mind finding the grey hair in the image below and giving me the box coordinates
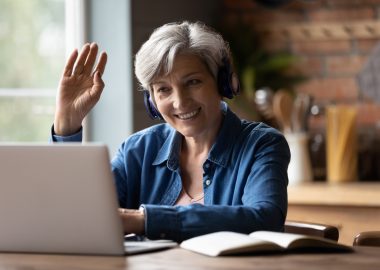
[134,21,231,91]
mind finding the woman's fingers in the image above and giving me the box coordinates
[118,208,128,214]
[73,44,91,75]
[89,71,105,102]
[63,44,106,78]
[82,43,99,76]
[63,49,78,77]
[94,51,108,76]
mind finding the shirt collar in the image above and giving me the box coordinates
[152,127,181,170]
[152,102,242,169]
[207,102,242,168]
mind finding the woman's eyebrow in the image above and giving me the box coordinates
[182,72,203,79]
[152,71,202,84]
[151,80,167,85]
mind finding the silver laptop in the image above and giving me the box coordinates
[0,143,176,255]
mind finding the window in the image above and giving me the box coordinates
[0,0,65,141]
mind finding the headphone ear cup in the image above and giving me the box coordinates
[217,58,240,99]
[143,91,162,119]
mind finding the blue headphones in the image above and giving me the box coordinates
[143,57,240,120]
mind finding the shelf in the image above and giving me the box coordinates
[288,182,380,207]
[256,20,380,41]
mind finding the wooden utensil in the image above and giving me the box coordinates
[292,93,312,133]
[273,89,294,134]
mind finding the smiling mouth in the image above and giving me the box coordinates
[176,108,201,120]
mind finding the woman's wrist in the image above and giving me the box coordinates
[119,208,145,235]
[53,116,81,136]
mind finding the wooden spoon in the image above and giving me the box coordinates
[273,89,294,134]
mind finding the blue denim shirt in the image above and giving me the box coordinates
[52,103,290,242]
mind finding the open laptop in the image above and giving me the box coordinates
[0,143,176,255]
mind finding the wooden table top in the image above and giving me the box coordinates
[0,246,379,270]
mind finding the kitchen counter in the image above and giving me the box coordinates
[287,182,380,245]
[288,182,380,207]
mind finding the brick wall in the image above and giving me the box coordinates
[223,0,380,180]
[223,0,380,127]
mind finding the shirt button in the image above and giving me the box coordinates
[204,163,210,169]
[205,179,211,186]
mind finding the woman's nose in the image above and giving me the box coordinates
[172,88,189,110]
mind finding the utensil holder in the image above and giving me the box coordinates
[285,132,314,186]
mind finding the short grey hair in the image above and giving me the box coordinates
[134,21,231,91]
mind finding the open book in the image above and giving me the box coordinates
[180,231,353,256]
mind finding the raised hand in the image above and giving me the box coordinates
[54,43,107,136]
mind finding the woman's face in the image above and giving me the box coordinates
[151,54,223,140]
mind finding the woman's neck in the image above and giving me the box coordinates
[181,136,212,159]
[181,112,223,158]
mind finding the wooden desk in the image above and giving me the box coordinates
[288,183,380,245]
[0,247,379,269]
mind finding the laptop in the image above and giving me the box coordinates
[0,143,176,255]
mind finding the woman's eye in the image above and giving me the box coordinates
[156,87,169,93]
[187,79,201,86]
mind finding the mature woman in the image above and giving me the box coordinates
[52,21,290,242]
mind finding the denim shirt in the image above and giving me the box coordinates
[52,103,290,242]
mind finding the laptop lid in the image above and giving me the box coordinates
[0,143,125,255]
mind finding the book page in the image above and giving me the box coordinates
[249,231,310,248]
[180,231,282,256]
[249,231,352,251]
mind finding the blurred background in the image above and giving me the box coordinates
[0,0,65,141]
[1,0,380,181]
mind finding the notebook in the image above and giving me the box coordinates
[0,143,176,255]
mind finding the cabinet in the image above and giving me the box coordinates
[287,183,380,245]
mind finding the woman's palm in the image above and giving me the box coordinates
[59,74,98,120]
[54,43,107,136]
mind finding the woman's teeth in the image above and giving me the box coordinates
[177,108,200,120]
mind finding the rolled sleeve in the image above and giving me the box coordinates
[143,204,181,241]
[50,125,83,142]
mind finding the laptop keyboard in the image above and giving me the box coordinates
[124,235,177,254]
